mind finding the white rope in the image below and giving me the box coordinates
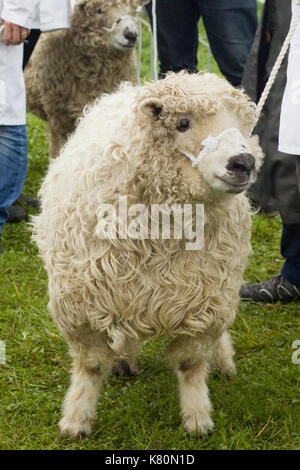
[198,36,212,72]
[101,15,132,34]
[151,0,158,80]
[137,18,142,86]
[253,0,300,130]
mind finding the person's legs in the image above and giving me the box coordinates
[241,156,300,303]
[281,223,300,288]
[0,125,28,248]
[296,156,300,192]
[200,0,258,86]
[280,156,300,290]
[145,0,200,76]
[7,28,42,219]
[23,29,41,70]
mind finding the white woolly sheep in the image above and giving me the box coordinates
[25,0,146,158]
[33,72,264,438]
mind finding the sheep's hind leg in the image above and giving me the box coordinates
[167,337,214,435]
[210,330,236,377]
[59,340,114,439]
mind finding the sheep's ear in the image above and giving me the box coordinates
[139,0,151,5]
[139,98,163,120]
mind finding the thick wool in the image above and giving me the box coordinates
[32,72,264,437]
[25,0,143,157]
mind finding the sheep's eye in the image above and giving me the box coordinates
[116,18,121,24]
[96,8,103,14]
[176,118,190,132]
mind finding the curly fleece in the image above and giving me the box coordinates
[33,71,263,341]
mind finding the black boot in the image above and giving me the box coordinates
[240,274,300,304]
[17,193,40,210]
[7,205,27,223]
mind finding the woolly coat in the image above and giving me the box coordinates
[33,72,263,345]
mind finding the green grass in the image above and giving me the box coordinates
[1,3,300,450]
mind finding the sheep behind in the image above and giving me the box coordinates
[25,0,145,157]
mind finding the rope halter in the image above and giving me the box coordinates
[101,15,138,34]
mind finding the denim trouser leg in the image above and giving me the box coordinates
[281,158,300,286]
[146,0,200,75]
[0,125,28,234]
[296,156,300,193]
[199,0,258,86]
[281,223,300,287]
[146,0,257,85]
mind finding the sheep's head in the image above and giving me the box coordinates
[72,0,147,51]
[135,72,263,204]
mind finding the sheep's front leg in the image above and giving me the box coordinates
[49,129,66,159]
[167,337,214,435]
[59,343,113,439]
[210,330,236,377]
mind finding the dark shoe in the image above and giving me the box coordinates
[7,205,27,223]
[17,193,40,210]
[240,274,300,304]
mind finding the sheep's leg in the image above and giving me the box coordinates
[59,341,113,439]
[166,337,214,435]
[210,330,236,377]
[49,130,66,159]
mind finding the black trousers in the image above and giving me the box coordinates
[146,0,257,86]
[23,29,41,70]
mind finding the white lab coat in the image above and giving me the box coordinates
[279,0,300,155]
[0,0,71,125]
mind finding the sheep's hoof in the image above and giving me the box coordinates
[59,417,92,440]
[113,359,138,377]
[217,362,237,378]
[212,360,237,378]
[183,413,215,436]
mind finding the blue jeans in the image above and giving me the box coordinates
[146,0,258,86]
[281,158,300,286]
[281,223,300,287]
[0,125,27,234]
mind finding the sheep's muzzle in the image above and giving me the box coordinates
[218,152,256,193]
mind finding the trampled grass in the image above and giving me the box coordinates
[1,4,300,450]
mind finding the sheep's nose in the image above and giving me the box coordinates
[226,153,255,176]
[123,27,137,43]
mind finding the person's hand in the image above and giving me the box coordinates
[3,21,30,46]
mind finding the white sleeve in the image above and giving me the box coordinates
[1,0,34,28]
[39,0,71,32]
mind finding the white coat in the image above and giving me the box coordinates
[279,0,300,155]
[0,0,71,126]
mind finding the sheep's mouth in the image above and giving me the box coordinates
[216,176,251,194]
[114,40,136,50]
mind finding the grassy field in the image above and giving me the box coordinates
[1,3,300,451]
